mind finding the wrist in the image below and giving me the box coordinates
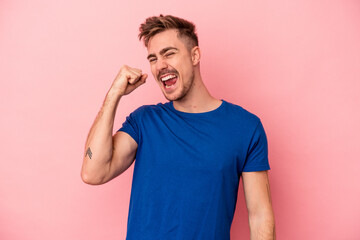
[107,87,123,100]
[104,88,122,109]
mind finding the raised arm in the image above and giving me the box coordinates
[242,170,276,240]
[81,65,147,185]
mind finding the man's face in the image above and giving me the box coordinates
[147,29,195,101]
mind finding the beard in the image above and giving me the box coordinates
[163,70,195,102]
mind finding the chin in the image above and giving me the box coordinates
[162,90,185,102]
[163,94,181,101]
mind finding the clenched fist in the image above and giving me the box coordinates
[110,65,148,96]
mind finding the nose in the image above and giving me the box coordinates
[155,58,168,72]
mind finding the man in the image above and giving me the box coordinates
[81,15,275,239]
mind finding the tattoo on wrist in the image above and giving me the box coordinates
[86,147,92,159]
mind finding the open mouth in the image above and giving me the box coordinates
[160,74,178,89]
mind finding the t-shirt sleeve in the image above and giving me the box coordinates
[117,110,140,144]
[242,120,271,172]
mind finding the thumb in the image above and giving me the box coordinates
[133,73,148,88]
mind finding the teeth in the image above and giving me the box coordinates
[161,74,176,81]
[165,84,175,88]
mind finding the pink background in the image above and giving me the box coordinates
[1,0,360,239]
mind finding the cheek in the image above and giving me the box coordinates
[170,59,185,74]
[179,60,193,76]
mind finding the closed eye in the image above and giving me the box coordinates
[165,52,175,57]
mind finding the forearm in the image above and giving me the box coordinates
[249,211,276,240]
[81,65,146,184]
[81,89,122,184]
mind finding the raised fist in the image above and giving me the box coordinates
[111,65,148,96]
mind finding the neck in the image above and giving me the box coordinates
[173,71,222,113]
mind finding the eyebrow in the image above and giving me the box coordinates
[147,47,178,60]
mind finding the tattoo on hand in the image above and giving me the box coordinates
[86,147,92,159]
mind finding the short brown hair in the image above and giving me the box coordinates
[139,14,199,49]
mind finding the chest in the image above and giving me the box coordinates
[136,114,250,178]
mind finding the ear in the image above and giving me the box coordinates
[191,46,201,65]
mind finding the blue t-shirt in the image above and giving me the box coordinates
[118,100,270,240]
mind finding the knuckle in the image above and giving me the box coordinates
[120,64,129,72]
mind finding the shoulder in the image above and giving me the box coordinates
[129,102,170,118]
[222,100,261,127]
